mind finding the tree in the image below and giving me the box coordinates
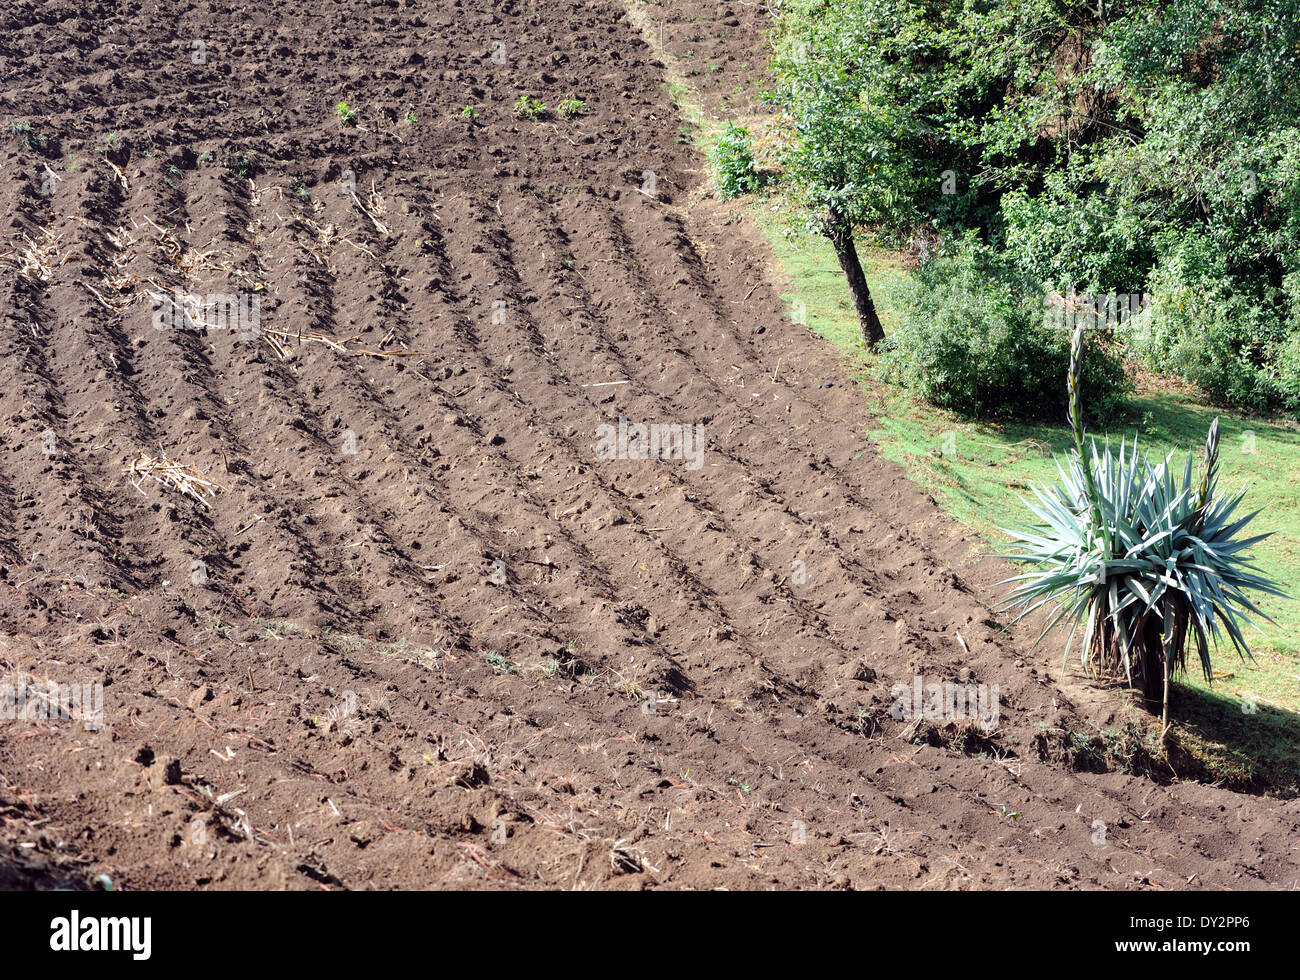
[773,0,1300,414]
[769,0,977,349]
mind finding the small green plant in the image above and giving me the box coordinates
[1002,323,1286,735]
[483,650,515,673]
[709,122,763,200]
[199,614,233,639]
[334,102,358,126]
[254,617,310,638]
[513,96,548,121]
[460,105,479,119]
[405,110,418,124]
[224,152,254,179]
[8,121,49,150]
[556,98,586,118]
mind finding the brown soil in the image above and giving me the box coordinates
[1,0,1298,891]
[632,0,774,120]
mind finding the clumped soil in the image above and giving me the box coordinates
[1,0,1298,890]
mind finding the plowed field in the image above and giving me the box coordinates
[1,0,1297,890]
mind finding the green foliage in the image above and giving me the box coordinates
[9,120,51,151]
[767,0,940,237]
[1278,334,1300,415]
[877,246,1129,420]
[709,123,763,200]
[1001,170,1155,295]
[1002,326,1286,707]
[334,102,357,126]
[771,0,1300,416]
[222,150,255,180]
[556,98,586,118]
[1133,232,1294,412]
[513,96,548,121]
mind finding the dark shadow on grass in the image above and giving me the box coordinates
[1164,678,1300,798]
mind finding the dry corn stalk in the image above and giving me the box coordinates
[139,216,217,275]
[13,227,70,282]
[352,179,389,236]
[298,217,340,269]
[104,159,129,192]
[261,327,426,360]
[126,452,226,508]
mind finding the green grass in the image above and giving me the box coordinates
[754,204,1300,794]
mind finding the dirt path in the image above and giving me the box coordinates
[1,0,1297,890]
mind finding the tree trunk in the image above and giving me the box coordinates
[826,214,886,349]
[1137,614,1163,709]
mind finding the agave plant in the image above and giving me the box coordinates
[1001,324,1285,730]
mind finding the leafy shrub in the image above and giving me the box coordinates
[1277,331,1300,414]
[1132,232,1295,412]
[710,123,763,200]
[1002,175,1155,295]
[556,98,586,118]
[878,246,1130,420]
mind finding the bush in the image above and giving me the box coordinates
[1278,332,1300,414]
[1002,175,1155,295]
[1133,232,1295,412]
[878,246,1130,420]
[710,123,763,200]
